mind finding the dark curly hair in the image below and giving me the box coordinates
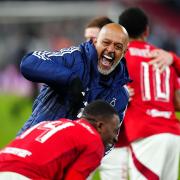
[82,100,118,122]
[119,7,148,38]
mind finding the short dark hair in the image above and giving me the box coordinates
[82,100,118,121]
[86,16,113,29]
[118,7,148,38]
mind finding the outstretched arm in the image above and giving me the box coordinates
[20,50,81,88]
[148,49,180,76]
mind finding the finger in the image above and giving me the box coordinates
[156,60,164,69]
[129,90,135,96]
[148,49,161,58]
[159,65,166,73]
[127,86,134,92]
[150,61,161,70]
[152,61,167,73]
[148,59,159,65]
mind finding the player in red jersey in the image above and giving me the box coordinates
[84,16,180,77]
[0,100,120,180]
[98,7,180,180]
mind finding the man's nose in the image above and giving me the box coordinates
[107,44,115,52]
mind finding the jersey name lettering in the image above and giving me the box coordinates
[129,47,150,57]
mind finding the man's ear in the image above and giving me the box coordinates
[123,47,128,56]
[96,121,105,133]
[143,26,149,39]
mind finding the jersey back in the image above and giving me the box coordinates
[0,119,104,179]
[117,41,180,145]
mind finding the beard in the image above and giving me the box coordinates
[98,55,123,75]
[98,63,118,75]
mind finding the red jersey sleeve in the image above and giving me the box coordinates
[171,52,180,76]
[178,78,180,89]
[175,77,180,90]
[172,66,180,90]
[65,139,104,179]
[65,169,84,180]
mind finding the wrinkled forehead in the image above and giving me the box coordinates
[98,28,128,44]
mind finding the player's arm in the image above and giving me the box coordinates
[171,53,180,76]
[174,89,180,111]
[20,51,80,88]
[124,85,135,102]
[173,70,180,111]
[65,142,104,180]
[64,169,85,180]
[148,49,180,76]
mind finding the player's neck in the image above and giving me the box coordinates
[129,31,148,42]
[129,36,146,42]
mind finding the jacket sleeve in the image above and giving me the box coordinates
[20,50,81,88]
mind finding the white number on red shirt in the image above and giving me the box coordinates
[18,121,74,143]
[141,62,170,102]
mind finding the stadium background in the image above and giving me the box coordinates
[0,0,179,179]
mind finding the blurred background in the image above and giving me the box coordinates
[0,0,180,148]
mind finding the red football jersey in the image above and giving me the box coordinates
[171,52,180,76]
[0,119,104,179]
[116,40,180,147]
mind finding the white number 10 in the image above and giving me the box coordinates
[141,62,170,102]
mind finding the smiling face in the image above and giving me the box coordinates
[94,23,129,75]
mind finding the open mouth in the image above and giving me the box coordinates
[100,53,115,69]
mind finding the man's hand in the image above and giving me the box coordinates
[68,77,84,117]
[148,49,173,73]
[128,86,135,102]
[125,85,134,102]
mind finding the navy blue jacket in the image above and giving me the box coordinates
[18,41,131,135]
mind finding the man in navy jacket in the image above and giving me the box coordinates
[18,23,131,135]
